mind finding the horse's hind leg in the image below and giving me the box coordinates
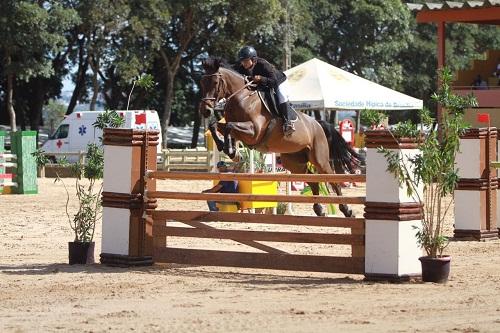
[281,152,325,217]
[307,146,354,218]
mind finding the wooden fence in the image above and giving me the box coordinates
[147,171,366,274]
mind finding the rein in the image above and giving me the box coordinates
[201,71,255,105]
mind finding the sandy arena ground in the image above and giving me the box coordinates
[1,178,500,333]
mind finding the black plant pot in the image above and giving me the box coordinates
[419,255,451,283]
[68,242,95,265]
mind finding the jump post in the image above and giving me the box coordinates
[454,127,498,240]
[100,128,424,281]
[0,131,37,195]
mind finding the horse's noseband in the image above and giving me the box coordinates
[201,72,225,106]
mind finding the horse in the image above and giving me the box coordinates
[199,58,363,217]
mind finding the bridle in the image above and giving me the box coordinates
[200,70,255,109]
[200,72,225,107]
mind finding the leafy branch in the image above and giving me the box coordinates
[379,67,476,257]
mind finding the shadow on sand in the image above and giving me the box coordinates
[0,262,376,286]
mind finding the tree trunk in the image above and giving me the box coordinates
[89,55,99,111]
[6,72,16,132]
[28,77,46,133]
[161,74,175,149]
[191,113,201,148]
[67,38,88,115]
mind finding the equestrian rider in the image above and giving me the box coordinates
[233,45,296,136]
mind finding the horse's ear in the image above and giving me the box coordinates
[202,57,221,73]
[202,58,211,71]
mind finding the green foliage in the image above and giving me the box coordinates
[127,74,156,111]
[43,100,67,133]
[32,110,124,242]
[360,110,387,128]
[92,110,126,141]
[293,0,411,89]
[235,144,267,173]
[5,0,500,140]
[32,149,51,167]
[391,120,420,139]
[380,67,476,257]
[0,1,79,79]
[276,202,287,215]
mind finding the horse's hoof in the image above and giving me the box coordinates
[313,204,325,217]
[231,152,241,163]
[343,209,354,218]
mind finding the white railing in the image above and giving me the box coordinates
[160,148,213,172]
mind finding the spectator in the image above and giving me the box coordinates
[202,161,239,211]
[494,58,500,77]
[472,74,488,90]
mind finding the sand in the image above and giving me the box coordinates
[1,178,500,333]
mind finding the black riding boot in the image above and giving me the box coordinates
[279,102,296,136]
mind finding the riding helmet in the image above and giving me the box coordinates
[238,46,257,61]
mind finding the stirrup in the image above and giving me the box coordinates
[283,121,296,136]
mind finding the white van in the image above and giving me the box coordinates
[42,110,162,162]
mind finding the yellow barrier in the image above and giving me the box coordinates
[239,180,278,210]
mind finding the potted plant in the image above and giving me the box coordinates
[360,109,388,130]
[34,110,124,264]
[379,68,477,283]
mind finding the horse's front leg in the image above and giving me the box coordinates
[223,121,256,158]
[208,121,225,152]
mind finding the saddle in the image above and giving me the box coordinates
[257,89,298,123]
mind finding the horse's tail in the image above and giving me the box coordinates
[319,120,365,174]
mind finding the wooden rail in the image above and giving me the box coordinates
[148,171,366,183]
[154,248,365,274]
[152,210,365,228]
[147,191,366,204]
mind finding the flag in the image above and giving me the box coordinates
[477,113,490,124]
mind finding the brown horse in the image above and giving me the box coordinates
[199,58,362,217]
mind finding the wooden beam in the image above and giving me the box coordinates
[154,226,364,245]
[437,21,446,70]
[154,247,365,274]
[417,7,500,24]
[147,191,366,205]
[148,171,366,183]
[152,210,365,228]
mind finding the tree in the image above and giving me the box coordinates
[293,0,411,89]
[0,1,78,130]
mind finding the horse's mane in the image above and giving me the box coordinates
[202,57,242,76]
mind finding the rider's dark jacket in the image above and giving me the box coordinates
[233,57,286,90]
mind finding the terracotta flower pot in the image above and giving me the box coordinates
[68,242,95,265]
[419,255,451,283]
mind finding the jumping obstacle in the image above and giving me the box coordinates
[100,128,424,281]
[160,148,213,171]
[0,131,37,194]
[454,128,498,240]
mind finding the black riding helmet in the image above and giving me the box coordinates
[238,46,257,61]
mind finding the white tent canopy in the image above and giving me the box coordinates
[284,58,423,110]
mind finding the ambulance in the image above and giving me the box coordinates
[41,110,162,162]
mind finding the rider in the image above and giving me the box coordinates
[234,45,296,136]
